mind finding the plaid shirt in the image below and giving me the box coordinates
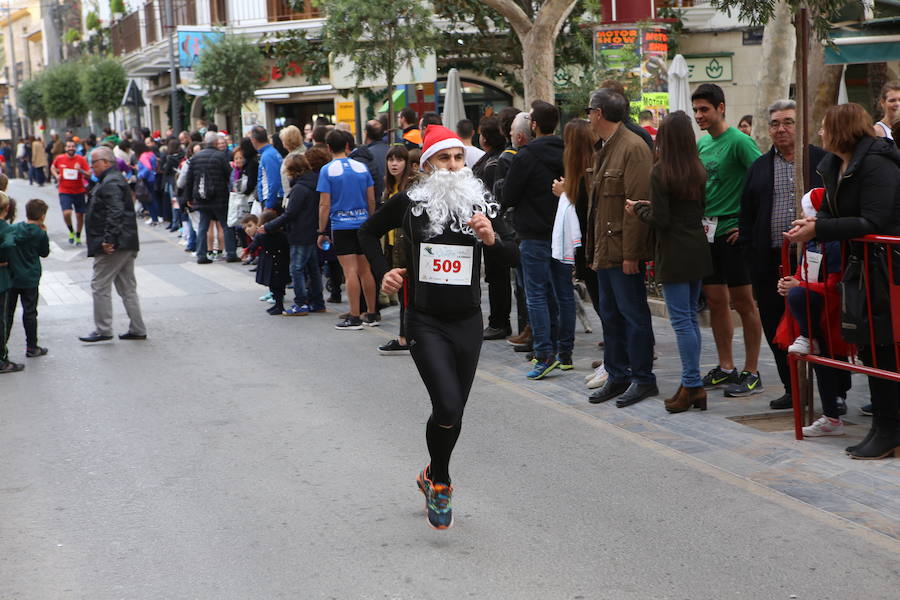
[770,151,796,248]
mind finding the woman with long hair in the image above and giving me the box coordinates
[786,103,900,459]
[626,111,713,413]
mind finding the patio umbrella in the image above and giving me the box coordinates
[441,68,465,132]
[667,54,692,114]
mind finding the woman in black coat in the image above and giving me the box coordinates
[786,103,900,460]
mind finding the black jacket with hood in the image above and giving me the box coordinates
[265,170,320,246]
[500,135,565,241]
[85,167,139,257]
[349,144,383,203]
[815,136,900,245]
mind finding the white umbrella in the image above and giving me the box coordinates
[667,54,692,114]
[441,68,465,132]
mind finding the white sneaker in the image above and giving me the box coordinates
[586,364,609,389]
[788,336,819,355]
[803,416,845,437]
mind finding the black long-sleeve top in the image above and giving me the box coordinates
[358,190,518,319]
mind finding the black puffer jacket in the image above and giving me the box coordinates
[500,135,565,240]
[184,147,231,210]
[815,136,900,244]
[85,167,139,257]
[265,170,320,246]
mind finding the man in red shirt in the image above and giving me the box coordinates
[51,140,90,245]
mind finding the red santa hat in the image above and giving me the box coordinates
[420,124,465,166]
[801,187,825,218]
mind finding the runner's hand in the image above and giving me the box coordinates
[467,213,496,246]
[726,228,740,245]
[382,268,406,295]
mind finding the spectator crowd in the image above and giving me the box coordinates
[2,80,899,461]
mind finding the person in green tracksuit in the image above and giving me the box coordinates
[0,191,24,374]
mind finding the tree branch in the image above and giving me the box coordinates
[479,0,533,38]
[534,0,578,37]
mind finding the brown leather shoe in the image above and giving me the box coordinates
[506,325,532,346]
[665,385,707,413]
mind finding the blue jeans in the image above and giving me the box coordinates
[519,240,576,359]
[662,281,703,387]
[290,244,324,307]
[596,266,655,385]
[787,286,823,339]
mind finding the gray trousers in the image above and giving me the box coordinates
[91,250,146,336]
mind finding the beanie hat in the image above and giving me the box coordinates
[420,124,465,166]
[801,187,825,218]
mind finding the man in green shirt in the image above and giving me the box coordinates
[692,83,764,397]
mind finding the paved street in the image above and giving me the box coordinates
[2,178,900,599]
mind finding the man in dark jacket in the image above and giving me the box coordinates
[501,100,568,379]
[79,146,146,343]
[738,99,828,410]
[347,131,382,203]
[185,131,238,263]
[365,120,388,199]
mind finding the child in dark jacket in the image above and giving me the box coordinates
[2,199,50,357]
[242,211,290,315]
[0,192,22,373]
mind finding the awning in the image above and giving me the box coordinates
[825,36,900,64]
[379,89,406,113]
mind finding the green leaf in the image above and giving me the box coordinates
[194,34,267,126]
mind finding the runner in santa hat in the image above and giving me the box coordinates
[358,124,517,529]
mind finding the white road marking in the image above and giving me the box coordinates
[47,240,84,262]
[39,271,92,305]
[179,262,258,292]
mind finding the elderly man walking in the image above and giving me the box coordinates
[79,147,147,343]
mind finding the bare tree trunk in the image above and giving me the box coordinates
[521,25,556,106]
[809,65,842,146]
[752,0,795,152]
[868,62,888,116]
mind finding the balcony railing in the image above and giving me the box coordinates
[268,0,319,22]
[111,11,142,56]
[144,1,157,45]
[173,0,197,26]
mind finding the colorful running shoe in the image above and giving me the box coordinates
[68,232,75,245]
[557,352,573,371]
[527,357,560,380]
[416,466,454,529]
[723,371,764,397]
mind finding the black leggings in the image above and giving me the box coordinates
[407,309,483,484]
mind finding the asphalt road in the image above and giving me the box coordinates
[2,178,899,599]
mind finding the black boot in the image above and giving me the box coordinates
[849,398,900,460]
[845,424,878,455]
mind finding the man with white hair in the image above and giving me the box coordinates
[358,124,516,530]
[79,146,146,343]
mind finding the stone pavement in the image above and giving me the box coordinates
[374,285,900,543]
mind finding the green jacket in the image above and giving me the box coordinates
[0,220,11,293]
[1,222,50,289]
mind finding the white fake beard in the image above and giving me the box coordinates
[407,167,499,239]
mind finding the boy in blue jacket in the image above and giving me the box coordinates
[2,198,50,358]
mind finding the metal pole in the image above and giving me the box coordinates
[164,0,181,133]
[5,0,20,145]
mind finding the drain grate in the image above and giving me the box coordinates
[728,412,857,432]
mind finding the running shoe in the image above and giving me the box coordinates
[702,366,739,389]
[283,304,310,316]
[378,339,410,355]
[803,416,845,437]
[416,465,433,498]
[362,312,381,327]
[335,316,364,330]
[308,303,327,313]
[68,232,75,245]
[74,235,82,246]
[860,403,873,416]
[723,371,764,397]
[25,346,48,357]
[527,357,560,380]
[426,482,454,530]
[557,352,573,371]
[259,292,273,302]
[586,364,609,389]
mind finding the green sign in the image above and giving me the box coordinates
[684,56,733,83]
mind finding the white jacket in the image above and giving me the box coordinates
[551,193,582,264]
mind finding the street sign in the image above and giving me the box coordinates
[335,101,356,134]
[684,56,733,83]
[328,52,437,89]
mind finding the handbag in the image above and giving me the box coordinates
[838,243,897,346]
[227,191,248,227]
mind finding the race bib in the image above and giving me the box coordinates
[803,251,823,282]
[702,216,718,243]
[419,243,473,286]
[63,168,79,181]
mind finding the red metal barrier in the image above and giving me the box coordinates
[782,235,900,440]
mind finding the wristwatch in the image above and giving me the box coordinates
[317,231,327,236]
